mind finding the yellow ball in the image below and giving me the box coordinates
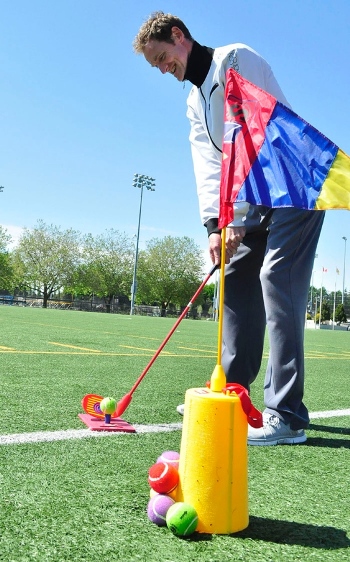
[100,397,117,414]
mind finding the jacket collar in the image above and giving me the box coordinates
[184,41,214,87]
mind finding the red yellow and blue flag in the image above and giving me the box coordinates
[219,68,350,228]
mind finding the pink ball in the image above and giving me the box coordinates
[147,494,175,526]
[156,450,180,468]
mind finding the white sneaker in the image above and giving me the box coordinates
[176,404,185,416]
[248,413,307,446]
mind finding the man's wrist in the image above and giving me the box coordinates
[204,218,221,237]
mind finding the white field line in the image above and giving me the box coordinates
[0,423,183,446]
[0,410,349,446]
[309,408,350,419]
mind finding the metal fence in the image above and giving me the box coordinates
[0,295,212,318]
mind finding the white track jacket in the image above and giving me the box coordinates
[186,43,290,228]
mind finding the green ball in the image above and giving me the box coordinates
[100,396,117,415]
[166,502,198,536]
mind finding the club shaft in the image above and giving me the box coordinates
[129,264,218,395]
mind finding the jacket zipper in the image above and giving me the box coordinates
[208,83,219,107]
[199,84,222,153]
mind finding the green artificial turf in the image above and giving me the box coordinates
[0,306,349,561]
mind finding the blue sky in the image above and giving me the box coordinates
[1,0,349,292]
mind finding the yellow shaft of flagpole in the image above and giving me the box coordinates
[210,227,227,391]
[217,227,226,363]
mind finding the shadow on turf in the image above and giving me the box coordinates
[306,423,350,448]
[309,423,350,436]
[188,516,350,549]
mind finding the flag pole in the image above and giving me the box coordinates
[332,274,337,330]
[210,227,227,391]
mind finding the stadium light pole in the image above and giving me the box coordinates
[130,174,155,315]
[342,236,347,304]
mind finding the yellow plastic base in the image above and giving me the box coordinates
[176,387,248,534]
[210,364,227,392]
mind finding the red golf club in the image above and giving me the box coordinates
[115,263,218,417]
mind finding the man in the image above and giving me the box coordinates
[133,12,324,445]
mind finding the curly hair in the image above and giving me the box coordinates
[133,11,193,53]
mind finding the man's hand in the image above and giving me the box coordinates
[209,226,246,265]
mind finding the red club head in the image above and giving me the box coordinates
[115,393,133,417]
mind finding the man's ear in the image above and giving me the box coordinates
[171,26,184,43]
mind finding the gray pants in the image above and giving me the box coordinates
[222,206,325,429]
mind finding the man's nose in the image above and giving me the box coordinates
[158,63,168,74]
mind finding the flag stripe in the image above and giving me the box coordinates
[220,70,276,226]
[315,149,350,210]
[219,68,350,228]
[236,103,338,209]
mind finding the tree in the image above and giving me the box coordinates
[72,229,134,311]
[343,290,350,318]
[335,303,347,324]
[308,285,319,314]
[0,225,11,250]
[320,299,331,322]
[198,283,215,318]
[137,236,205,316]
[0,226,14,291]
[12,220,81,307]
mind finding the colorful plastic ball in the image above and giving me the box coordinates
[156,450,180,469]
[147,494,175,526]
[148,462,179,494]
[99,397,117,414]
[166,502,198,536]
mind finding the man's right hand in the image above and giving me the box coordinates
[209,227,246,265]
